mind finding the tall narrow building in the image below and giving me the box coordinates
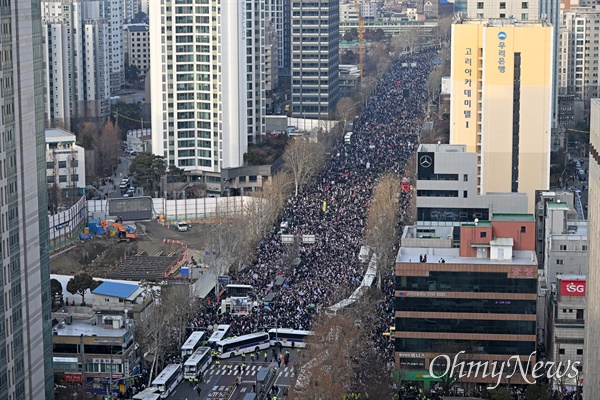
[291,0,340,119]
[150,0,265,179]
[584,98,600,400]
[2,0,54,397]
[450,18,553,212]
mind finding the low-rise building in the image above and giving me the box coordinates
[395,214,538,390]
[91,281,154,321]
[415,143,528,224]
[45,128,86,194]
[339,64,361,96]
[548,274,585,390]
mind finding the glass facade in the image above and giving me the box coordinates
[395,297,536,315]
[395,338,536,355]
[395,317,536,335]
[395,271,537,293]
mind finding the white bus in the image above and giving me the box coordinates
[217,332,270,359]
[226,284,253,297]
[183,346,212,380]
[133,387,161,400]
[207,324,231,347]
[151,364,183,399]
[181,331,206,358]
[268,328,314,348]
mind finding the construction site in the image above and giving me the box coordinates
[49,220,208,281]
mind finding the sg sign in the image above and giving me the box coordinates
[561,280,586,296]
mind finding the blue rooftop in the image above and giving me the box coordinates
[92,281,140,299]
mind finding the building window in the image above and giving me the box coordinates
[58,160,67,168]
[499,13,505,17]
[480,232,487,238]
[577,309,584,319]
[521,13,528,20]
[499,2,506,8]
[464,174,468,181]
[583,245,588,251]
[522,2,528,8]
[521,226,526,233]
[58,175,67,183]
[559,349,565,355]
[477,13,484,18]
[46,162,54,169]
[463,191,468,198]
[577,349,583,355]
[557,259,563,265]
[71,175,79,182]
[47,176,55,184]
[560,245,567,251]
[477,1,483,8]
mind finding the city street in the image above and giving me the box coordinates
[168,355,296,400]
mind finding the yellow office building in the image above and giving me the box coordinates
[450,19,553,212]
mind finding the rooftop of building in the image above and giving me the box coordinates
[45,128,76,142]
[547,201,569,209]
[396,247,537,265]
[557,274,586,281]
[490,213,535,222]
[52,314,129,339]
[403,225,455,239]
[417,143,467,153]
[92,281,143,301]
[124,24,148,32]
[457,18,551,27]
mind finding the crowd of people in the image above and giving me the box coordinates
[187,49,437,368]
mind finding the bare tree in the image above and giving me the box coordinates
[283,139,326,197]
[96,120,121,176]
[435,16,453,45]
[335,97,359,133]
[426,64,444,104]
[365,174,401,288]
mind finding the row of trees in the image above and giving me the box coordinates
[50,273,104,307]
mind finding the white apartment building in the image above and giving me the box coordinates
[266,21,279,111]
[123,0,140,23]
[339,2,357,25]
[45,128,86,191]
[42,0,112,130]
[107,0,125,93]
[124,23,149,76]
[150,0,266,178]
[266,0,285,77]
[467,0,539,20]
[360,0,378,19]
[559,9,600,108]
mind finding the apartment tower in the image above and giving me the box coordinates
[149,0,266,177]
[0,0,54,397]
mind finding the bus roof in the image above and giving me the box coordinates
[184,347,211,366]
[216,324,230,331]
[181,331,205,349]
[268,328,313,336]
[133,388,161,400]
[216,331,268,347]
[152,364,181,385]
[226,284,252,289]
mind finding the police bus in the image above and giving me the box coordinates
[217,332,270,359]
[207,324,231,347]
[268,328,314,348]
[133,388,161,400]
[151,364,183,399]
[183,346,212,380]
[180,331,206,358]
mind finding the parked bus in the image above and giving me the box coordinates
[133,388,161,400]
[207,324,231,347]
[151,364,183,399]
[226,284,253,297]
[180,331,206,358]
[268,328,314,348]
[183,346,212,380]
[217,332,270,359]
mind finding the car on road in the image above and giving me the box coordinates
[173,221,189,232]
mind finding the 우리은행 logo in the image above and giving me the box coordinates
[498,31,507,40]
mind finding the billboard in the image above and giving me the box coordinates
[560,280,586,296]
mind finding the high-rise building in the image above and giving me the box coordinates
[149,0,265,177]
[291,0,340,119]
[265,0,285,77]
[583,97,600,400]
[2,0,54,397]
[42,0,125,130]
[123,24,150,76]
[450,19,553,212]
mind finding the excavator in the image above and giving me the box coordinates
[100,220,137,242]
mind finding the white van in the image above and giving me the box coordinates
[344,132,353,144]
[174,221,189,232]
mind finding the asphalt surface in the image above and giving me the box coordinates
[168,349,299,399]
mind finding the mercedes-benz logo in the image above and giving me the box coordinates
[420,155,432,168]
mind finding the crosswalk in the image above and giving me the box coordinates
[204,364,296,379]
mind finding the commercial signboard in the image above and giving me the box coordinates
[561,280,586,296]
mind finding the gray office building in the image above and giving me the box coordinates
[416,143,528,224]
[0,0,55,397]
[291,0,339,119]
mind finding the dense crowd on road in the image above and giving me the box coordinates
[190,49,437,364]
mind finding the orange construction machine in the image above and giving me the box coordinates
[100,220,138,242]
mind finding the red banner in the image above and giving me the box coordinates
[560,280,586,296]
[64,373,82,383]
